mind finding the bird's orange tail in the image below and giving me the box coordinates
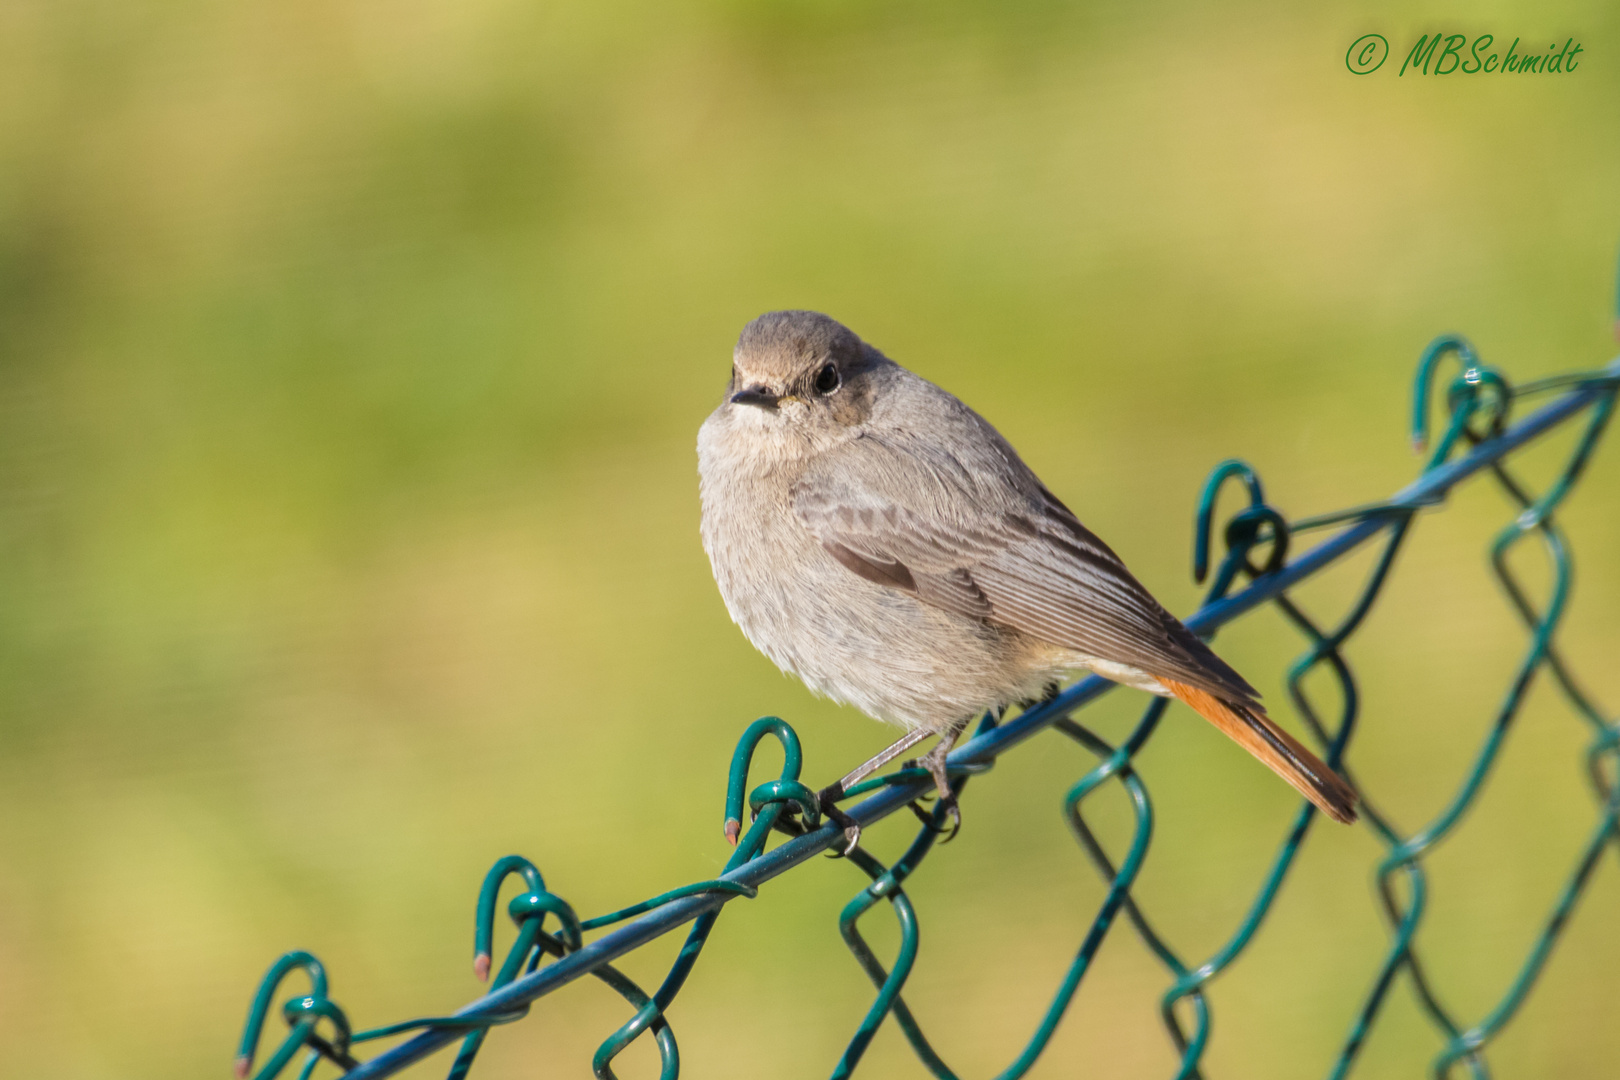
[1157,677,1358,824]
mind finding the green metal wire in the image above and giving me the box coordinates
[236,282,1620,1079]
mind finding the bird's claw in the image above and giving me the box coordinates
[817,785,862,857]
[937,795,962,842]
[909,793,961,841]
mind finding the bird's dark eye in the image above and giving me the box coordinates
[814,363,840,395]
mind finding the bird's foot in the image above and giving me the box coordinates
[934,793,962,842]
[915,741,964,842]
[816,783,861,857]
[906,791,961,841]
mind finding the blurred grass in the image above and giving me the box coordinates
[1,1,1619,1077]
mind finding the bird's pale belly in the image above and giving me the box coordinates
[704,500,1063,732]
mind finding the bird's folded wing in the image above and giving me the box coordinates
[790,434,1259,704]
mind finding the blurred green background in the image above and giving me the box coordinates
[2,1,1618,1077]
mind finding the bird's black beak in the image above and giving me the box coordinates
[729,385,780,410]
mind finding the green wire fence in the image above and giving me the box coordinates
[237,292,1620,1080]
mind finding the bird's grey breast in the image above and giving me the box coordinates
[697,389,1057,730]
[697,406,834,681]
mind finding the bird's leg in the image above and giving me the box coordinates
[912,719,969,841]
[830,727,934,794]
[816,727,933,856]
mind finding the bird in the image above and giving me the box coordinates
[697,310,1357,851]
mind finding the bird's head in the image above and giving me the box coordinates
[719,311,888,448]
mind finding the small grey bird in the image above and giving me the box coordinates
[698,310,1356,850]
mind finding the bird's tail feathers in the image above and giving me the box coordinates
[1157,677,1358,824]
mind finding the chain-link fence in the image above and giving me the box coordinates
[236,306,1620,1080]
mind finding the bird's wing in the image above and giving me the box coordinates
[793,423,1359,824]
[790,430,1260,704]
